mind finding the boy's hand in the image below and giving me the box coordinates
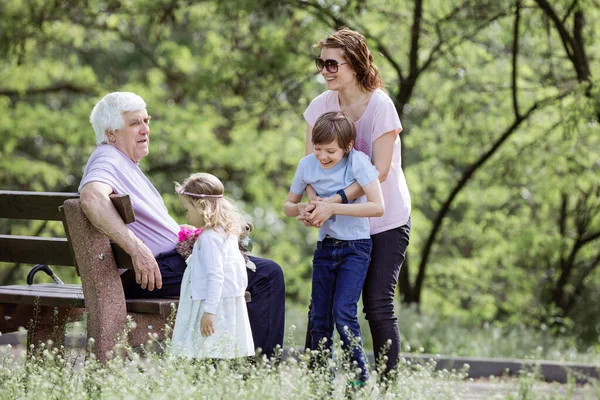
[296,203,316,227]
[200,313,215,337]
[308,200,334,228]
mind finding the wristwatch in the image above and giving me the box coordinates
[336,189,348,204]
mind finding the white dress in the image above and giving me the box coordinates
[170,229,254,359]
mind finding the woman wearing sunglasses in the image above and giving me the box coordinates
[301,28,411,377]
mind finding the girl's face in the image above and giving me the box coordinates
[313,137,349,170]
[318,47,356,91]
[180,196,205,228]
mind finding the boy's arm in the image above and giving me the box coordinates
[283,192,307,217]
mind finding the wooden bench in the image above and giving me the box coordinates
[0,190,177,362]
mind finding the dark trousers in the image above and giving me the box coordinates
[121,250,285,359]
[310,237,371,382]
[305,221,411,374]
[246,255,286,359]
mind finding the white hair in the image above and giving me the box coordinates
[89,92,147,145]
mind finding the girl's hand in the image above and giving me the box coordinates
[308,200,334,228]
[200,313,215,337]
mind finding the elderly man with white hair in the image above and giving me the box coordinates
[79,92,285,357]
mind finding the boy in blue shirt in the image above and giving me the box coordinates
[284,111,384,385]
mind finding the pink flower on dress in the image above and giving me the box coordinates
[176,225,203,260]
[354,138,371,157]
[178,225,202,242]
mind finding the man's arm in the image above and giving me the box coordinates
[80,181,162,291]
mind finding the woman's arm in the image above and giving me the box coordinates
[371,130,396,183]
[342,130,397,200]
[305,123,313,155]
[308,130,396,225]
[309,179,384,220]
[321,130,398,207]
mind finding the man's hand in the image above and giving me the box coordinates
[201,313,215,337]
[131,241,162,291]
[80,182,163,291]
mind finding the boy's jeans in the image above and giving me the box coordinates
[310,237,371,382]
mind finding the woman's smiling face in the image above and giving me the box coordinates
[319,47,356,91]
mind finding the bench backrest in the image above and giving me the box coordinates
[0,190,135,272]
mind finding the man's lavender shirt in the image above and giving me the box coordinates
[78,144,180,257]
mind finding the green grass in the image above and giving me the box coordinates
[285,302,600,364]
[1,313,599,399]
[0,336,468,399]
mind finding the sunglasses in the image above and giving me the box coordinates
[315,58,349,73]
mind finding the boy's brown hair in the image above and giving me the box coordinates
[312,111,355,154]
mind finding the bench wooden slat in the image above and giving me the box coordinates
[126,298,178,315]
[0,191,79,221]
[0,284,178,315]
[108,194,135,225]
[0,284,82,293]
[111,243,134,269]
[0,284,84,308]
[0,191,135,224]
[0,235,76,266]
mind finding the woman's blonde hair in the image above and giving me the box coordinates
[175,172,246,236]
[315,28,384,92]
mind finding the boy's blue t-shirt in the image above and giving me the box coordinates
[290,149,379,241]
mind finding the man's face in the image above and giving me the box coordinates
[108,110,151,164]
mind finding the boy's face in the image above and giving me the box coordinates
[313,137,349,170]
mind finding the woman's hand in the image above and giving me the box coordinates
[307,200,334,228]
[200,313,215,337]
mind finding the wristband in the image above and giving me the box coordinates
[336,189,348,204]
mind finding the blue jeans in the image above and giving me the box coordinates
[310,237,371,382]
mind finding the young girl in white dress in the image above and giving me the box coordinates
[170,172,254,359]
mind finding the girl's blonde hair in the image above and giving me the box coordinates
[315,28,384,92]
[175,172,246,236]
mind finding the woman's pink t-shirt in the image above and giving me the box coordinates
[304,89,411,235]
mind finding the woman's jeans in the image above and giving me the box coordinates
[310,237,371,382]
[306,221,411,375]
[364,222,411,373]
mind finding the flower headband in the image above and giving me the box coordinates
[176,187,223,198]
